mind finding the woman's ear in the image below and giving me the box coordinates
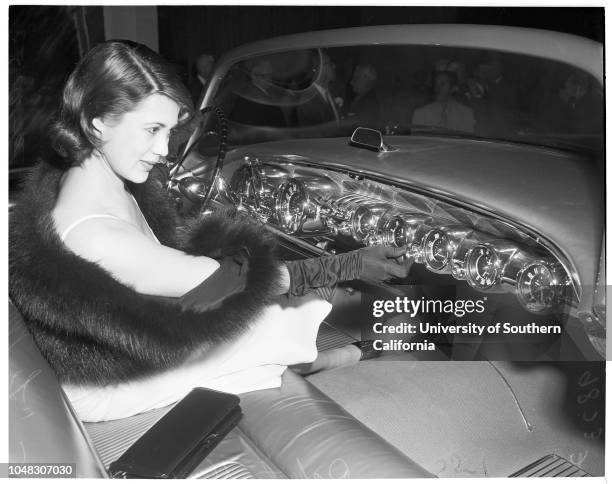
[92,117,106,139]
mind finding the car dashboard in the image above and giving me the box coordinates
[222,154,577,317]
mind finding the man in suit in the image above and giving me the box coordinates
[412,70,475,133]
[345,64,380,129]
[468,58,517,137]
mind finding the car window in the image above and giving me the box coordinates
[211,45,603,153]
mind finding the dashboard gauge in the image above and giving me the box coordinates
[275,178,310,234]
[351,205,388,241]
[422,228,451,271]
[516,261,565,313]
[466,244,501,289]
[381,216,408,247]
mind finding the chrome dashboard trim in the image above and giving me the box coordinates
[232,154,582,302]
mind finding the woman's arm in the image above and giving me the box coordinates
[285,245,411,296]
[63,217,220,297]
[63,210,410,299]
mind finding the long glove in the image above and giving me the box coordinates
[285,245,411,297]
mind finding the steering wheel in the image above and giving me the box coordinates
[168,105,229,210]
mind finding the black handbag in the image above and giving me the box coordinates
[109,388,242,479]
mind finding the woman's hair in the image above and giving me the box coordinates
[51,40,194,165]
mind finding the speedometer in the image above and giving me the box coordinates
[466,244,501,289]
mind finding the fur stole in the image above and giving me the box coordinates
[9,162,283,386]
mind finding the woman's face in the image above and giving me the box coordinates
[94,94,180,183]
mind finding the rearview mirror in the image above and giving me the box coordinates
[349,127,395,152]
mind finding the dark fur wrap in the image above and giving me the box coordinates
[9,162,284,386]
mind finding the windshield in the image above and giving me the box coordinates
[211,45,603,152]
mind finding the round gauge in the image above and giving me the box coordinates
[517,262,564,313]
[466,244,500,289]
[422,229,451,271]
[382,216,408,247]
[275,178,309,234]
[351,205,387,242]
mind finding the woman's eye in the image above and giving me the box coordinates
[146,126,160,135]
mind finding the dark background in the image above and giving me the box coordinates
[158,6,604,63]
[9,5,604,169]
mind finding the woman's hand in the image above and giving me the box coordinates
[357,245,412,283]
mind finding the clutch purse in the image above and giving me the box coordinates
[109,387,242,479]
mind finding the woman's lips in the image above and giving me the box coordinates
[141,160,157,169]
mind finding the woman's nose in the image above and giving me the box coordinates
[152,133,169,158]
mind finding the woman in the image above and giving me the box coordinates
[9,41,409,421]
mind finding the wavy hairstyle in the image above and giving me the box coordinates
[51,41,193,166]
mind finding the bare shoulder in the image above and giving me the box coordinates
[61,215,140,260]
[59,213,221,297]
[52,169,117,238]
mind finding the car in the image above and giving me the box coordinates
[10,24,605,478]
[176,24,605,360]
